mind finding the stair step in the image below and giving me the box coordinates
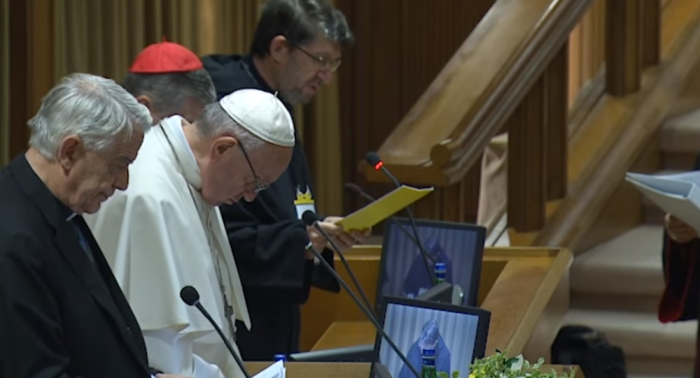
[660,108,700,155]
[626,357,694,377]
[564,309,696,360]
[662,152,698,171]
[571,225,665,297]
[629,374,690,378]
[566,107,700,378]
[571,292,660,313]
[644,201,666,225]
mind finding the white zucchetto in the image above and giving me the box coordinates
[219,89,295,147]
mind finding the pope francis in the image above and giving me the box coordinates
[85,89,295,378]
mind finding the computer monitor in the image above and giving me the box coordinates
[371,296,490,378]
[288,344,374,362]
[416,282,461,305]
[376,218,485,311]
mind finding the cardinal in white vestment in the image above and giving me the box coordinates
[84,89,296,378]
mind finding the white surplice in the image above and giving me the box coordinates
[84,116,251,378]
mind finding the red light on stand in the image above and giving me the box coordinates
[373,161,384,171]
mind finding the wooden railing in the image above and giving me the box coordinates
[361,0,700,236]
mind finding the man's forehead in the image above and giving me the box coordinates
[113,129,144,151]
[301,37,342,58]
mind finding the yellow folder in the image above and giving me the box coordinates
[336,185,434,231]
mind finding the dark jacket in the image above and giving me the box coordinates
[0,154,153,378]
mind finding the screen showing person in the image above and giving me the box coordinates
[379,219,485,307]
[373,297,489,378]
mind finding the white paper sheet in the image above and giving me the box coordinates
[252,360,285,378]
[626,171,700,233]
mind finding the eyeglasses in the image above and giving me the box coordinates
[238,143,268,193]
[295,45,342,72]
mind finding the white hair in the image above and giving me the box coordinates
[194,102,266,150]
[28,73,153,160]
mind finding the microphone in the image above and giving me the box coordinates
[293,228,421,378]
[344,182,376,203]
[366,152,401,187]
[180,286,252,378]
[301,211,373,312]
[364,152,437,284]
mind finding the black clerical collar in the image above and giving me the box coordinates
[57,196,77,222]
[47,180,75,221]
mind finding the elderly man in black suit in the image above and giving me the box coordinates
[0,73,187,378]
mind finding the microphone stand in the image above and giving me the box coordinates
[304,213,374,311]
[305,243,422,378]
[357,159,438,285]
[180,290,252,378]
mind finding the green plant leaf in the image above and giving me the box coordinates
[468,351,576,378]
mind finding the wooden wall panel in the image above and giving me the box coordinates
[8,0,29,160]
[336,0,497,216]
[8,0,55,159]
[0,0,9,166]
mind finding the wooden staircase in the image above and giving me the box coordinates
[358,0,700,376]
[565,110,700,377]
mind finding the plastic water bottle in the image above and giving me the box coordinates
[421,348,437,378]
[274,354,287,377]
[434,262,446,285]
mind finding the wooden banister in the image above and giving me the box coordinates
[641,0,662,68]
[606,0,641,96]
[362,0,594,187]
[359,0,676,233]
[531,0,700,248]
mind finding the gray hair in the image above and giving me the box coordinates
[122,69,217,116]
[194,102,266,150]
[28,73,153,160]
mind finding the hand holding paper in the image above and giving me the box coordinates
[665,213,698,243]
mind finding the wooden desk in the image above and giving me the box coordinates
[312,321,375,350]
[304,247,572,362]
[245,362,583,378]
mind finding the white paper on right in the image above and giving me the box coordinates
[252,361,285,378]
[626,171,700,233]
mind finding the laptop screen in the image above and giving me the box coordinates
[372,296,490,378]
[377,218,485,310]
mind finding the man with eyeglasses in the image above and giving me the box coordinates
[84,89,295,378]
[201,0,370,361]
